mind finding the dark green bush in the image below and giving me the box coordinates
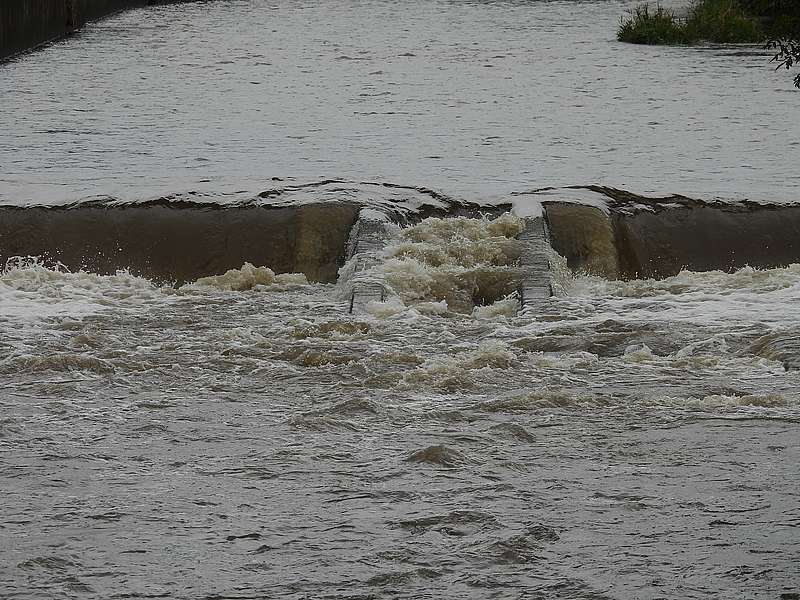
[740,0,800,36]
[684,0,763,43]
[618,4,689,44]
[618,0,764,45]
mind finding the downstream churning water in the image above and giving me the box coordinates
[1,1,799,599]
[1,232,799,599]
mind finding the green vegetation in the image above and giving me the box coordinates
[684,0,762,42]
[740,0,800,38]
[767,38,800,87]
[618,0,763,45]
[617,4,692,44]
[618,0,800,87]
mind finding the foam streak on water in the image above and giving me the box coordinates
[0,216,798,598]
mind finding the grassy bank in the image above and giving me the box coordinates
[618,0,764,45]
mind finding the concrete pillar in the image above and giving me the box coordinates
[516,216,553,313]
[342,209,391,314]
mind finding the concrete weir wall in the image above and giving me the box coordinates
[542,199,800,280]
[612,203,800,279]
[0,203,360,284]
[0,0,147,60]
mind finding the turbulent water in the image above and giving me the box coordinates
[1,215,799,599]
[1,0,799,599]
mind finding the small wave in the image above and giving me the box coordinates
[2,353,115,374]
[0,257,165,318]
[748,329,800,370]
[17,556,79,572]
[288,409,367,432]
[489,422,537,442]
[291,320,371,340]
[483,525,560,565]
[0,258,318,321]
[399,341,516,391]
[472,295,518,319]
[479,388,797,412]
[678,393,794,409]
[578,264,800,299]
[277,344,359,368]
[189,263,308,291]
[405,444,469,468]
[480,389,609,412]
[2,256,155,294]
[392,510,500,534]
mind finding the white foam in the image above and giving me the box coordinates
[564,264,800,330]
[365,213,526,313]
[0,257,164,319]
[484,388,798,411]
[365,296,407,318]
[472,296,518,319]
[510,198,544,219]
[357,207,391,222]
[399,340,517,389]
[486,187,612,217]
[189,263,308,291]
[414,300,450,316]
[624,344,657,363]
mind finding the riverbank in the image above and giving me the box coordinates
[617,0,800,44]
[0,0,172,61]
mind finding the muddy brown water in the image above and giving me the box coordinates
[0,1,798,599]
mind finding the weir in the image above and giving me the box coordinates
[610,201,800,279]
[0,202,359,284]
[749,329,800,371]
[1,189,800,298]
[536,188,800,280]
[543,201,619,279]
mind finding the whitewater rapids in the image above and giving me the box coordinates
[0,214,798,599]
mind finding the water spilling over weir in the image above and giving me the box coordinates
[2,183,799,291]
[2,0,800,596]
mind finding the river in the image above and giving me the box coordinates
[0,1,798,599]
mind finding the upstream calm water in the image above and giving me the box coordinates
[0,0,798,205]
[1,1,799,599]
